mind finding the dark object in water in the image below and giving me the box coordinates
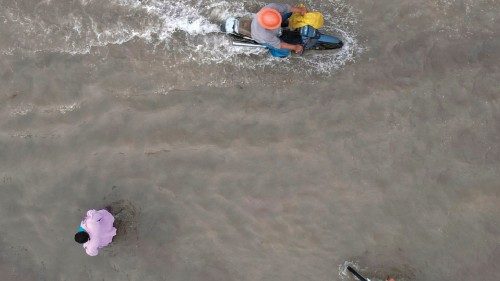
[347,266,368,281]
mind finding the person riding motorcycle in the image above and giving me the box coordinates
[251,3,307,57]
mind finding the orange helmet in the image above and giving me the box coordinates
[257,8,282,30]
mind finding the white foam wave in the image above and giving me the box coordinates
[338,261,372,281]
[9,103,80,117]
[131,0,363,74]
[0,0,362,75]
[9,104,34,117]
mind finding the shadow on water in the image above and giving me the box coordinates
[106,200,139,243]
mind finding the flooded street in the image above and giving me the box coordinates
[0,0,499,280]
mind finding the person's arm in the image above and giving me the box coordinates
[280,42,303,54]
[85,209,103,222]
[84,240,99,256]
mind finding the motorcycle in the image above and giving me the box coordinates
[221,17,343,52]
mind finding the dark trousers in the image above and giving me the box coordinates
[279,12,302,45]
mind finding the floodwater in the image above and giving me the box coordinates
[0,0,499,280]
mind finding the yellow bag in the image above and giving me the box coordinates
[289,12,324,30]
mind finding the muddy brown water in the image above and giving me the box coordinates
[0,0,499,280]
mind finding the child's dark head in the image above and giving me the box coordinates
[74,231,90,244]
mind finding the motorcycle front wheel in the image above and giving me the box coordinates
[314,41,344,50]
